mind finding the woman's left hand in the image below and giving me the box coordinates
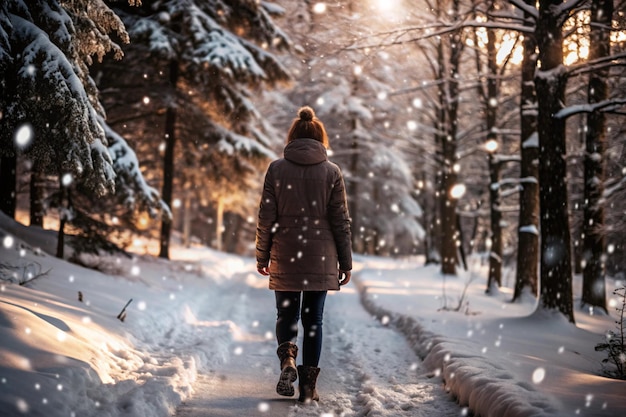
[339,270,351,286]
[258,266,270,276]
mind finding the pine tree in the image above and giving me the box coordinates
[102,0,291,258]
[273,1,427,256]
[0,0,167,257]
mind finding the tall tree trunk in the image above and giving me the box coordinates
[30,159,45,227]
[581,0,612,313]
[484,8,502,293]
[439,0,462,276]
[158,60,179,259]
[486,151,503,292]
[513,0,539,302]
[0,154,17,218]
[535,0,574,323]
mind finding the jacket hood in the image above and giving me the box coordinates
[283,138,327,165]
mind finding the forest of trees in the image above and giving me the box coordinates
[0,0,625,324]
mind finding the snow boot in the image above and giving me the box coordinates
[276,342,298,396]
[297,365,320,403]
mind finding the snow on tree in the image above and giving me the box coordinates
[101,0,291,258]
[0,0,168,257]
[269,1,428,256]
[0,0,118,197]
[102,117,169,218]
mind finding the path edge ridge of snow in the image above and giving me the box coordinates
[353,275,568,417]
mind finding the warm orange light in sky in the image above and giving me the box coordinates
[371,0,404,21]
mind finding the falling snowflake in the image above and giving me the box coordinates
[131,265,141,276]
[16,398,29,413]
[258,402,270,412]
[234,346,243,355]
[3,235,14,249]
[532,367,545,384]
[61,173,73,187]
[15,124,33,149]
[137,301,147,311]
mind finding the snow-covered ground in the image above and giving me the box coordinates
[0,211,624,416]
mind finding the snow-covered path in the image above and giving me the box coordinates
[175,269,462,417]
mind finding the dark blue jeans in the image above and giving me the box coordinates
[275,291,327,367]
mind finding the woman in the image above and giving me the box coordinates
[256,106,352,403]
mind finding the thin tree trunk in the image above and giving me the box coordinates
[484,9,502,293]
[513,0,539,301]
[215,197,224,252]
[30,159,45,227]
[0,154,17,218]
[535,0,574,323]
[581,0,612,313]
[348,115,361,253]
[158,60,179,260]
[486,152,503,292]
[182,192,191,248]
[56,183,70,259]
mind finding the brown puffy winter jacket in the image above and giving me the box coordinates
[256,138,352,291]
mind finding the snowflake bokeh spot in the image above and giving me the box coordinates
[15,124,33,149]
[3,235,14,249]
[16,398,28,413]
[61,173,73,187]
[532,367,546,384]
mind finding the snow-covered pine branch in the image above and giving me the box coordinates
[9,12,115,196]
[61,0,130,65]
[101,118,170,219]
